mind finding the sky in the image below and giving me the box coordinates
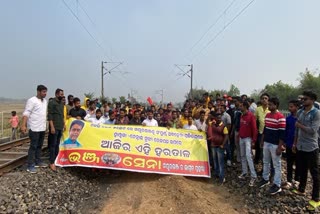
[0,0,320,103]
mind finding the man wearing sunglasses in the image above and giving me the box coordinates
[293,90,320,211]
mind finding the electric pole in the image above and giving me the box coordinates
[101,61,123,98]
[130,89,138,103]
[190,64,193,100]
[101,61,105,98]
[155,89,164,104]
[175,64,193,99]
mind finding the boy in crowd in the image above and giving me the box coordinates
[9,111,19,140]
[284,100,300,188]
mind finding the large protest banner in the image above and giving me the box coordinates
[55,119,210,177]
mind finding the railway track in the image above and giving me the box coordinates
[0,136,48,175]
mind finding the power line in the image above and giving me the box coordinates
[187,0,237,54]
[191,0,256,60]
[76,0,127,73]
[61,0,112,61]
[77,0,97,30]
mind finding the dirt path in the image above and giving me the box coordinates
[100,172,245,214]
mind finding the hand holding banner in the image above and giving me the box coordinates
[56,119,210,177]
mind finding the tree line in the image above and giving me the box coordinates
[187,69,320,110]
[84,69,319,110]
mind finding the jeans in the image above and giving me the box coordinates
[48,129,63,164]
[229,132,235,161]
[11,128,17,140]
[235,131,241,162]
[262,142,281,187]
[211,147,225,182]
[225,138,232,161]
[254,133,263,163]
[27,130,45,167]
[297,149,319,201]
[207,140,213,167]
[239,137,257,178]
[286,146,299,182]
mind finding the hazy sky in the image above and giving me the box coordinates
[1,0,319,103]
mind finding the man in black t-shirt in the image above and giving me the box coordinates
[69,97,86,120]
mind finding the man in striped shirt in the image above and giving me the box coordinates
[258,97,286,195]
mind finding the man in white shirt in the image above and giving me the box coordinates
[21,85,48,173]
[195,110,207,132]
[142,110,158,127]
[183,116,198,131]
[85,109,106,125]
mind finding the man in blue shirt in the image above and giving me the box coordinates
[285,100,299,188]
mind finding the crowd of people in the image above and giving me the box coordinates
[20,85,320,211]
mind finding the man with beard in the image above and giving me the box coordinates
[66,95,74,116]
[69,97,87,120]
[115,108,129,125]
[48,88,65,171]
[293,91,320,211]
[142,110,158,127]
[86,101,97,114]
[129,110,142,125]
[105,110,116,125]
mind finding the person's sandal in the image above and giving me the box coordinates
[307,200,320,211]
[50,164,57,172]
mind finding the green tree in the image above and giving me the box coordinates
[209,89,228,99]
[119,96,126,104]
[99,96,110,104]
[84,92,95,100]
[298,70,320,95]
[111,97,117,104]
[185,87,207,100]
[227,84,240,97]
[250,89,263,104]
[262,81,299,109]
